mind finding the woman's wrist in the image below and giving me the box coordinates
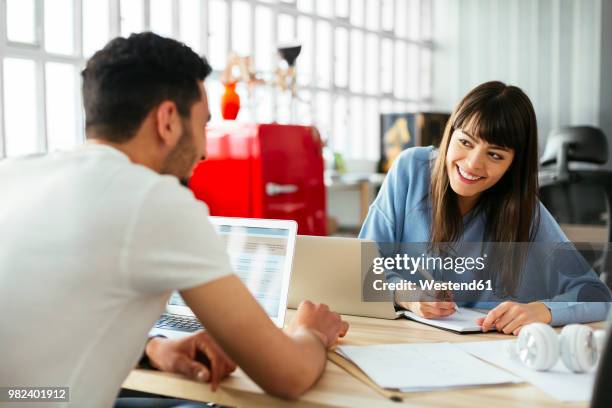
[532,301,553,324]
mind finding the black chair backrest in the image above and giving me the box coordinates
[540,126,608,167]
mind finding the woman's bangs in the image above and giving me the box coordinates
[453,103,522,151]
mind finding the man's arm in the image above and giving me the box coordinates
[180,275,348,400]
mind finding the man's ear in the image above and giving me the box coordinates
[155,101,183,148]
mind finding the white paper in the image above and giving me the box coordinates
[401,307,488,333]
[337,342,522,391]
[458,340,596,402]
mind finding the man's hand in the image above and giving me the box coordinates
[477,301,552,335]
[286,300,349,348]
[145,331,237,390]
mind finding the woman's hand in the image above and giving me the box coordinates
[396,288,457,319]
[477,301,552,335]
[398,301,457,318]
[145,332,237,390]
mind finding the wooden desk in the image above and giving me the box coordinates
[123,311,601,407]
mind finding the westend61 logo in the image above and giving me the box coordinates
[371,253,487,275]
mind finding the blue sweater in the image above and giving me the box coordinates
[359,146,611,325]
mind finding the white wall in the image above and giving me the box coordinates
[431,0,610,165]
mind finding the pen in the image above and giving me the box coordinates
[416,265,460,314]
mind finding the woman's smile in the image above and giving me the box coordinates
[456,164,485,184]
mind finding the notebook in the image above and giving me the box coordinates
[399,307,488,333]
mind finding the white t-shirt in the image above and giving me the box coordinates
[0,144,233,407]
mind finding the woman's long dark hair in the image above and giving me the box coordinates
[429,81,540,296]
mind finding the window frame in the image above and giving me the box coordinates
[0,0,433,162]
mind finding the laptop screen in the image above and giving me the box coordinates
[167,217,296,327]
[213,223,291,318]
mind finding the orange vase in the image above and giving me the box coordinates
[221,82,240,120]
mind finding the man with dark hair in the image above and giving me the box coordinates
[0,32,348,407]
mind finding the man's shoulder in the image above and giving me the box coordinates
[136,176,211,230]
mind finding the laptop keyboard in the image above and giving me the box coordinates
[154,314,202,332]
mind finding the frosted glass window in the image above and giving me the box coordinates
[296,91,312,125]
[276,92,292,124]
[206,79,224,122]
[83,0,109,57]
[179,0,201,51]
[381,39,393,94]
[335,0,349,18]
[364,98,380,160]
[278,14,295,45]
[236,83,251,121]
[6,0,36,44]
[255,7,274,72]
[350,0,364,27]
[315,91,332,138]
[408,0,421,40]
[365,0,379,31]
[420,48,432,98]
[350,97,363,158]
[315,21,331,87]
[407,44,419,99]
[3,59,39,157]
[45,0,74,55]
[350,30,364,93]
[46,63,78,151]
[381,0,394,31]
[297,17,314,86]
[316,0,332,17]
[394,41,407,98]
[0,0,433,164]
[395,0,408,38]
[232,1,251,56]
[364,34,379,95]
[380,98,394,114]
[255,87,274,123]
[394,101,407,112]
[208,0,228,71]
[120,0,144,37]
[297,0,314,13]
[150,0,173,37]
[422,0,433,40]
[333,96,348,153]
[334,28,348,88]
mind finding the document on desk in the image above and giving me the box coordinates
[458,340,595,402]
[336,342,521,391]
[400,308,487,333]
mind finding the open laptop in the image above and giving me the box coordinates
[288,235,488,333]
[288,235,397,319]
[150,216,297,339]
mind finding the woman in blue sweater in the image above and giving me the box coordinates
[359,81,611,335]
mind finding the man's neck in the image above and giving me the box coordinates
[87,137,161,173]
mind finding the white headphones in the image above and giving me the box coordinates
[507,323,607,373]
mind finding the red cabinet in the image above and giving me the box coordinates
[189,123,327,235]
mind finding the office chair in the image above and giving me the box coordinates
[539,126,612,287]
